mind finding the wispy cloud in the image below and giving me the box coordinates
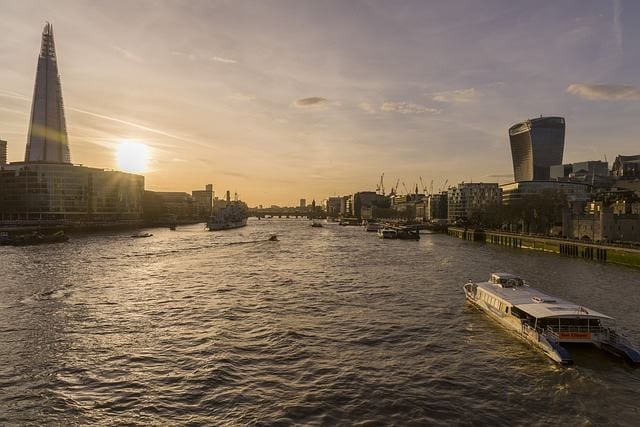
[294,97,329,108]
[230,93,256,101]
[358,102,377,114]
[432,88,481,103]
[171,51,237,64]
[67,106,198,144]
[380,101,440,114]
[210,56,237,64]
[111,45,143,63]
[566,84,640,101]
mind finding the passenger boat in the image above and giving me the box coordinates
[311,221,323,228]
[463,273,640,364]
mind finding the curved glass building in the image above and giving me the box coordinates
[509,116,565,181]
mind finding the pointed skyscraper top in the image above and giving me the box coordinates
[25,22,71,164]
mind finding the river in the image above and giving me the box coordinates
[1,219,639,425]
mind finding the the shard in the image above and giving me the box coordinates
[24,23,71,163]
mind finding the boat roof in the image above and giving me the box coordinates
[476,275,613,320]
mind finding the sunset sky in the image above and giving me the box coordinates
[1,0,639,206]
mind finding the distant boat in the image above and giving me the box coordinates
[207,191,248,231]
[268,234,278,241]
[311,221,323,228]
[131,232,153,238]
[364,222,382,232]
[464,273,640,365]
[0,230,69,246]
[378,228,397,239]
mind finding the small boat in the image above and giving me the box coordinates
[268,234,278,241]
[131,232,153,238]
[463,273,640,365]
[378,228,397,239]
[0,230,69,246]
[397,228,420,240]
[364,222,382,232]
[311,221,323,228]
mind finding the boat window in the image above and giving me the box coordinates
[510,306,526,319]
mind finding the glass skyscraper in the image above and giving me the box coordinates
[509,116,565,182]
[24,23,71,164]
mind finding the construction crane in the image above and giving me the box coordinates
[419,176,427,194]
[430,180,434,196]
[402,181,409,195]
[376,173,385,195]
[439,179,448,192]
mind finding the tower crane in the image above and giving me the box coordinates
[402,181,409,195]
[376,173,385,195]
[439,179,448,192]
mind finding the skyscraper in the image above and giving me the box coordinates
[0,139,6,165]
[24,23,71,164]
[509,116,565,181]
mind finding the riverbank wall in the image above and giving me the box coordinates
[447,227,640,269]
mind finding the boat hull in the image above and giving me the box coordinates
[207,218,247,231]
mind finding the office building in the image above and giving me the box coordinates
[0,139,6,165]
[0,163,144,222]
[500,181,591,205]
[550,161,609,180]
[509,116,565,181]
[299,199,306,209]
[447,182,501,222]
[611,155,640,177]
[24,23,71,164]
[192,184,214,218]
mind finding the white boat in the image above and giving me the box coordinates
[463,273,640,365]
[378,228,397,239]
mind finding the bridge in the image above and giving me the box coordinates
[247,208,326,219]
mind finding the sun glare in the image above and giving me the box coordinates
[116,140,150,173]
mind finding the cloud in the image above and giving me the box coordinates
[171,51,237,64]
[380,101,440,114]
[111,45,143,63]
[358,102,377,114]
[210,56,237,64]
[230,93,256,101]
[432,88,481,103]
[294,97,329,108]
[566,84,640,101]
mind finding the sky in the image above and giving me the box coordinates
[1,0,639,206]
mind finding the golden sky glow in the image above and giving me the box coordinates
[1,1,640,206]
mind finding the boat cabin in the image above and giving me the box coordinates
[490,273,525,288]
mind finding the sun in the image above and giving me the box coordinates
[116,140,150,173]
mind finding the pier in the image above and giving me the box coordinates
[448,227,640,269]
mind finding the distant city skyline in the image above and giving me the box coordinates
[1,0,640,205]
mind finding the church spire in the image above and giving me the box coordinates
[25,22,71,163]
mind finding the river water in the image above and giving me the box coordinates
[1,219,639,425]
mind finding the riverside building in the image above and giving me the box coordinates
[509,116,565,181]
[447,182,501,222]
[0,23,144,226]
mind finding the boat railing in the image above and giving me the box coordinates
[604,328,633,347]
[545,325,605,334]
[542,326,559,344]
